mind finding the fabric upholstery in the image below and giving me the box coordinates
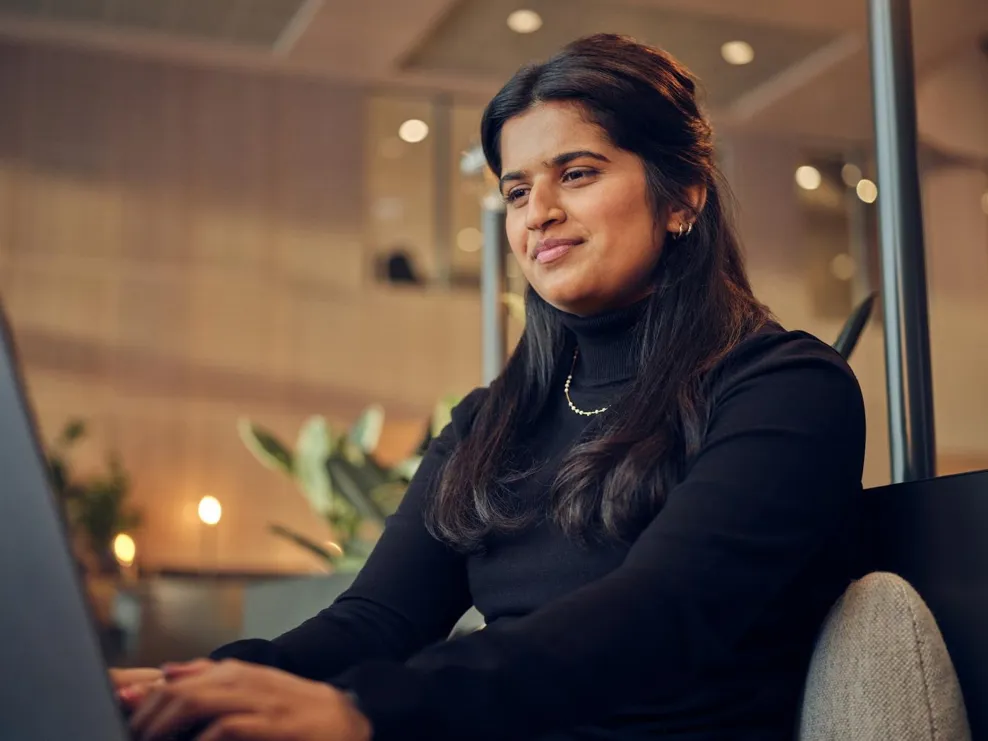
[798,572,970,740]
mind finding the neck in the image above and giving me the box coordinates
[554,299,646,385]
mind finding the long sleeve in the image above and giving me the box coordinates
[331,339,867,740]
[210,389,487,681]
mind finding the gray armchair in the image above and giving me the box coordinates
[798,572,970,740]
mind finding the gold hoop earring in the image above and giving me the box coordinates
[676,223,685,239]
[685,222,693,237]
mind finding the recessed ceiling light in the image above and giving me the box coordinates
[841,163,863,188]
[795,165,822,191]
[721,40,754,66]
[856,179,878,203]
[507,9,543,34]
[398,119,429,144]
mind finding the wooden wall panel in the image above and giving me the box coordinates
[0,41,482,573]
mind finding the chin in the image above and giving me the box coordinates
[534,283,600,316]
[526,263,607,314]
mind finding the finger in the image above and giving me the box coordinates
[196,714,269,741]
[131,676,258,740]
[161,659,214,680]
[110,668,164,690]
[119,678,165,710]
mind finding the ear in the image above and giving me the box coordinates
[665,185,708,235]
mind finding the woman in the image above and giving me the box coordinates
[119,33,866,741]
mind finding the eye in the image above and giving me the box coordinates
[504,187,530,206]
[562,167,598,184]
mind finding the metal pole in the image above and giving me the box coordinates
[867,0,936,482]
[481,193,507,384]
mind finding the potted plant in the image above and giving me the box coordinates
[238,397,459,572]
[47,419,142,576]
[234,399,468,639]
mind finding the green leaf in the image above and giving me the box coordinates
[294,417,335,517]
[369,481,408,515]
[390,455,423,482]
[268,524,339,564]
[348,405,384,456]
[326,458,387,524]
[238,418,293,474]
[60,419,87,445]
[431,395,459,439]
[47,455,70,497]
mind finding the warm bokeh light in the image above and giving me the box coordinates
[795,165,822,191]
[398,119,429,144]
[856,178,878,204]
[830,253,857,281]
[841,163,863,188]
[112,533,136,567]
[506,9,543,34]
[721,40,755,66]
[198,495,223,526]
[456,227,483,253]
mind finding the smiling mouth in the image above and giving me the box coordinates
[534,239,583,265]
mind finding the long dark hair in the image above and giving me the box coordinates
[428,34,770,551]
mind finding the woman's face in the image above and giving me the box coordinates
[499,101,665,316]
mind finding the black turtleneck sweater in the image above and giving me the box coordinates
[212,303,866,741]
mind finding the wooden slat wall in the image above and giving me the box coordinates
[0,41,482,573]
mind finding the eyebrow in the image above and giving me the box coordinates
[498,150,612,193]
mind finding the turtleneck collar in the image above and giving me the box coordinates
[554,298,646,385]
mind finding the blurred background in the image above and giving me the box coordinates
[0,0,985,664]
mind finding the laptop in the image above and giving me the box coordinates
[0,305,132,740]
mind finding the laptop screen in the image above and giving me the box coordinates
[0,307,130,741]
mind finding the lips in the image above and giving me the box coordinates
[533,238,583,265]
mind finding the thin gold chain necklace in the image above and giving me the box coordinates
[563,349,609,416]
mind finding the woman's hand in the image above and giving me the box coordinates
[109,668,165,711]
[129,659,372,741]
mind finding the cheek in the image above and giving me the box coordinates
[588,187,656,255]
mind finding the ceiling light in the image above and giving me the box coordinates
[507,9,543,34]
[721,40,755,66]
[856,179,878,204]
[456,227,483,253]
[841,163,863,188]
[398,119,429,144]
[795,165,822,191]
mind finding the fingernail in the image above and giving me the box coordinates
[119,687,137,702]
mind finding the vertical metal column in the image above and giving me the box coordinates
[481,193,507,384]
[868,0,937,482]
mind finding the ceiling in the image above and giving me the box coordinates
[0,0,985,144]
[0,0,309,48]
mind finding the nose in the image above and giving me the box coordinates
[525,182,566,232]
